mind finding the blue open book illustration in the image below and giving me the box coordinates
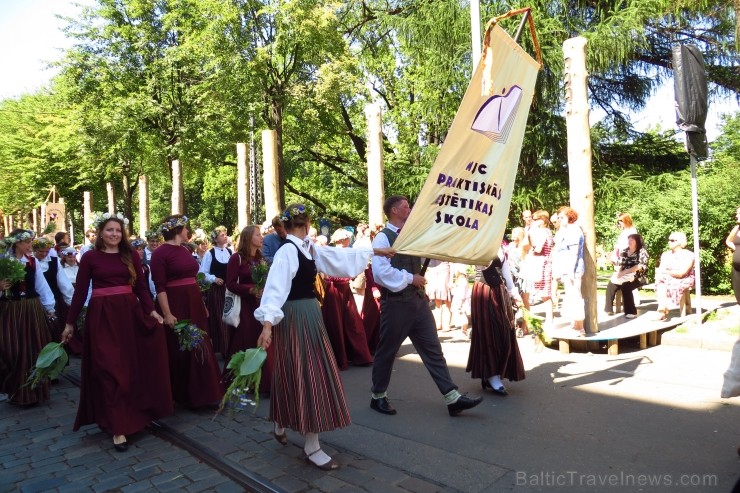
[470,86,523,143]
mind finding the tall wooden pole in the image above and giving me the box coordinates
[171,160,184,214]
[365,104,385,227]
[563,36,598,334]
[83,191,93,241]
[139,175,149,236]
[32,209,39,233]
[106,182,116,213]
[237,142,250,230]
[262,130,281,221]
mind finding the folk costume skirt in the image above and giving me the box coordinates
[0,298,52,405]
[270,298,351,434]
[321,278,373,370]
[161,282,224,408]
[205,283,229,355]
[467,281,525,383]
[222,291,274,394]
[75,290,172,435]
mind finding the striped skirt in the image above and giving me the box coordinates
[0,298,52,405]
[270,298,351,434]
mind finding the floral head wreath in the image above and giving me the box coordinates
[210,226,227,242]
[145,230,161,241]
[92,212,129,230]
[280,205,307,222]
[131,238,146,249]
[32,237,54,250]
[192,229,208,245]
[159,215,189,235]
[0,229,36,250]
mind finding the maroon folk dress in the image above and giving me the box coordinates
[321,276,373,370]
[66,250,173,436]
[150,243,224,407]
[223,253,274,393]
[360,266,380,353]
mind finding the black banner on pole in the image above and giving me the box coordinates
[672,44,708,159]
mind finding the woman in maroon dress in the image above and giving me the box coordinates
[61,214,172,452]
[223,225,274,393]
[150,214,224,408]
[321,229,372,369]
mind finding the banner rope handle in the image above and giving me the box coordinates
[483,7,543,68]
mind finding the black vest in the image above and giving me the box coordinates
[42,257,63,300]
[380,227,424,299]
[479,257,503,288]
[209,247,231,279]
[277,240,317,300]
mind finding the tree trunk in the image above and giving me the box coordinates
[563,36,598,334]
[269,98,285,210]
[121,165,134,228]
[365,103,385,227]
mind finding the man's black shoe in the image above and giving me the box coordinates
[370,397,397,415]
[447,394,483,416]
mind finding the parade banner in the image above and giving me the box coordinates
[44,203,66,233]
[393,22,540,265]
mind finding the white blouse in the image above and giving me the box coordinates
[199,246,233,283]
[254,234,373,326]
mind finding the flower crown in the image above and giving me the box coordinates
[131,238,146,249]
[32,237,54,249]
[210,226,227,242]
[144,230,161,241]
[92,212,129,230]
[280,205,307,222]
[0,230,36,249]
[159,215,189,234]
[192,231,208,245]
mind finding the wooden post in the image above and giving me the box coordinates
[106,182,116,213]
[365,104,385,226]
[40,203,46,231]
[262,130,281,221]
[237,142,250,230]
[33,208,39,233]
[83,191,93,241]
[563,36,598,334]
[8,215,14,231]
[139,175,149,236]
[171,160,184,214]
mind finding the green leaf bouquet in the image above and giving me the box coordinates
[216,347,267,416]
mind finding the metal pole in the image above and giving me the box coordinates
[690,153,702,325]
[470,0,481,70]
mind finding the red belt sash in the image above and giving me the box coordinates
[91,286,132,297]
[166,278,197,288]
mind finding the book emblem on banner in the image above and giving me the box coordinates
[470,86,523,143]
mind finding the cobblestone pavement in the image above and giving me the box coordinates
[1,295,739,493]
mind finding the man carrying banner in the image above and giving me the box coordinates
[369,195,483,416]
